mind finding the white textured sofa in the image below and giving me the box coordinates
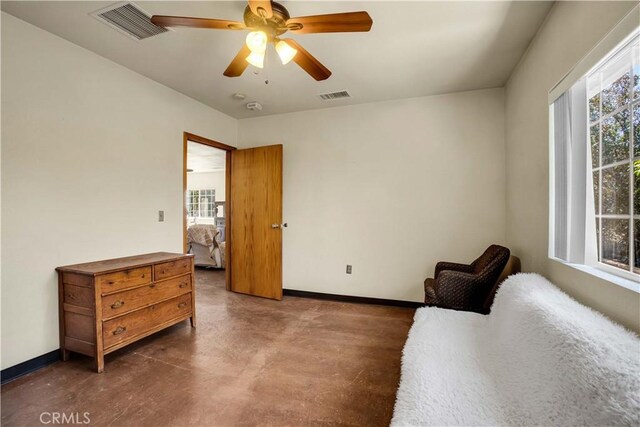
[392,273,640,426]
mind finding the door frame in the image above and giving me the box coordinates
[183,132,236,290]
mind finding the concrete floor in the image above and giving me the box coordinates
[1,269,415,426]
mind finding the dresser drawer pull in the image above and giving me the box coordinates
[113,326,126,336]
[178,302,187,309]
[179,283,188,289]
[149,284,156,288]
[110,300,125,309]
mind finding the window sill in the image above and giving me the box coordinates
[552,258,640,294]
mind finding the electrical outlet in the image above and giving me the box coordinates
[346,265,352,274]
[158,210,164,222]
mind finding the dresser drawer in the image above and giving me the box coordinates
[102,293,192,349]
[102,274,192,319]
[154,259,191,281]
[97,267,152,295]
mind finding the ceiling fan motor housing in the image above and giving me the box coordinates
[243,2,294,39]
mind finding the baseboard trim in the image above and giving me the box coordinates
[283,289,423,308]
[1,350,60,385]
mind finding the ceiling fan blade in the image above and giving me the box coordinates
[150,15,245,30]
[286,11,372,34]
[248,0,273,19]
[223,45,252,77]
[283,39,331,81]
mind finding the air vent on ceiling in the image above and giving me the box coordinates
[91,2,169,41]
[318,90,352,101]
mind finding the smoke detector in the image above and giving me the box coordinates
[246,102,263,111]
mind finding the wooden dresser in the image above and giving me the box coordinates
[56,252,195,372]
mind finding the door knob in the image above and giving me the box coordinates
[271,223,288,229]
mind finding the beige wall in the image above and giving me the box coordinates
[238,89,507,302]
[505,1,640,332]
[0,13,237,369]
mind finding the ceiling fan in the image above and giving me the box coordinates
[151,1,373,81]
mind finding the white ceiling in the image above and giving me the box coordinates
[1,1,553,119]
[187,141,226,173]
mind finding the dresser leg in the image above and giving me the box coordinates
[95,356,104,373]
[190,315,197,328]
[61,348,70,362]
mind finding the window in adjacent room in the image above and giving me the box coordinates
[187,189,216,218]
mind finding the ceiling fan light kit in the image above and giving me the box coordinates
[275,40,297,65]
[246,31,267,53]
[246,50,265,68]
[150,0,372,81]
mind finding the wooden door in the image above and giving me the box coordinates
[229,145,283,300]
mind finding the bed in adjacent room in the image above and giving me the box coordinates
[187,224,225,269]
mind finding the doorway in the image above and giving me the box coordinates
[183,132,235,289]
[183,132,284,300]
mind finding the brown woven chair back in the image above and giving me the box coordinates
[472,245,508,274]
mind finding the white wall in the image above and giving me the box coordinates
[0,13,237,369]
[505,2,640,332]
[187,171,226,201]
[238,89,506,302]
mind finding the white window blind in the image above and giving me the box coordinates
[551,81,588,263]
[553,92,569,260]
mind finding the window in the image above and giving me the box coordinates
[550,21,639,290]
[588,48,640,275]
[187,189,216,218]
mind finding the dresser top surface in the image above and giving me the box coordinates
[56,252,193,275]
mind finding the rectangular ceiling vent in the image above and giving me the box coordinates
[91,2,169,41]
[318,90,352,101]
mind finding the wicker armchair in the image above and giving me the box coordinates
[424,245,512,314]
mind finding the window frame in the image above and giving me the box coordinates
[587,38,639,280]
[548,6,640,293]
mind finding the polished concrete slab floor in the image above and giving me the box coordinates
[1,269,415,426]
